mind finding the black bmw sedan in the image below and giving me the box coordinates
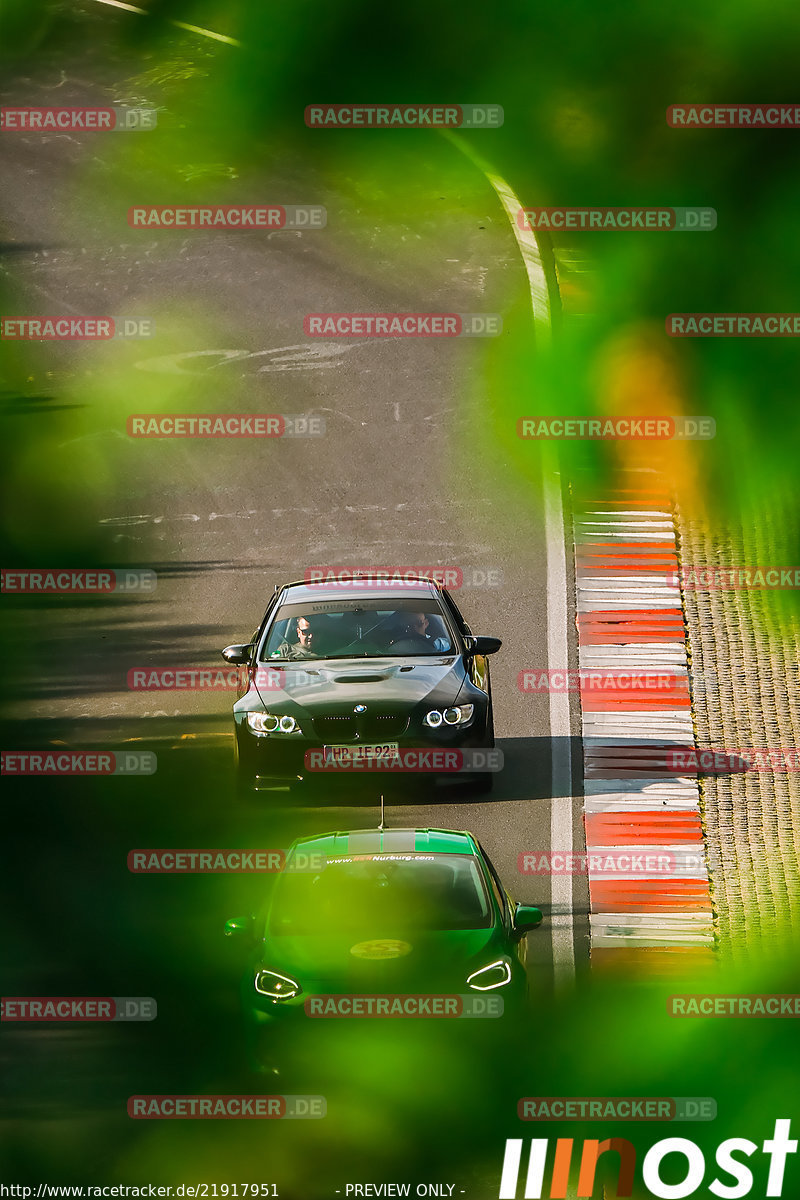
[221,574,502,794]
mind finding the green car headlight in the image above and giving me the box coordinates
[247,712,299,735]
[254,969,302,1000]
[466,959,512,991]
[424,704,474,728]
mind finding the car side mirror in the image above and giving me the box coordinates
[222,644,253,665]
[514,904,543,934]
[465,636,502,656]
[224,915,255,941]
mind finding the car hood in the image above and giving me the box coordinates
[242,656,465,712]
[258,926,502,991]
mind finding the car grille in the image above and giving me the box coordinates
[313,714,410,743]
[363,714,410,739]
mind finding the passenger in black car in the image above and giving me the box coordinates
[390,611,451,652]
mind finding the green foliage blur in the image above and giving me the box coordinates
[1,3,799,1195]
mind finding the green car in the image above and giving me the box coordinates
[224,826,543,1070]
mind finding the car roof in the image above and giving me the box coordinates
[277,577,441,604]
[287,828,478,857]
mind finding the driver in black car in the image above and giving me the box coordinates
[276,615,318,659]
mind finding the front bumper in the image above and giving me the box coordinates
[234,711,493,790]
[242,975,528,1028]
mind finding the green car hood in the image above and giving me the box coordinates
[258,925,505,992]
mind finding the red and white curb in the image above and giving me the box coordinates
[573,473,716,973]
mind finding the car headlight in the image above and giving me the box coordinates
[424,703,474,728]
[246,712,299,735]
[466,959,512,991]
[254,969,302,1000]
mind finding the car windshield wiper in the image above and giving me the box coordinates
[303,652,413,660]
[262,658,316,666]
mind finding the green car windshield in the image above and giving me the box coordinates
[261,598,455,660]
[268,854,492,936]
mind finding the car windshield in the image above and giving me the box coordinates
[260,597,455,660]
[268,853,492,936]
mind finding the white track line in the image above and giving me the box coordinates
[470,158,575,985]
[92,0,242,45]
[544,465,576,988]
[450,138,577,984]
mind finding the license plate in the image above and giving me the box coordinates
[322,742,400,764]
